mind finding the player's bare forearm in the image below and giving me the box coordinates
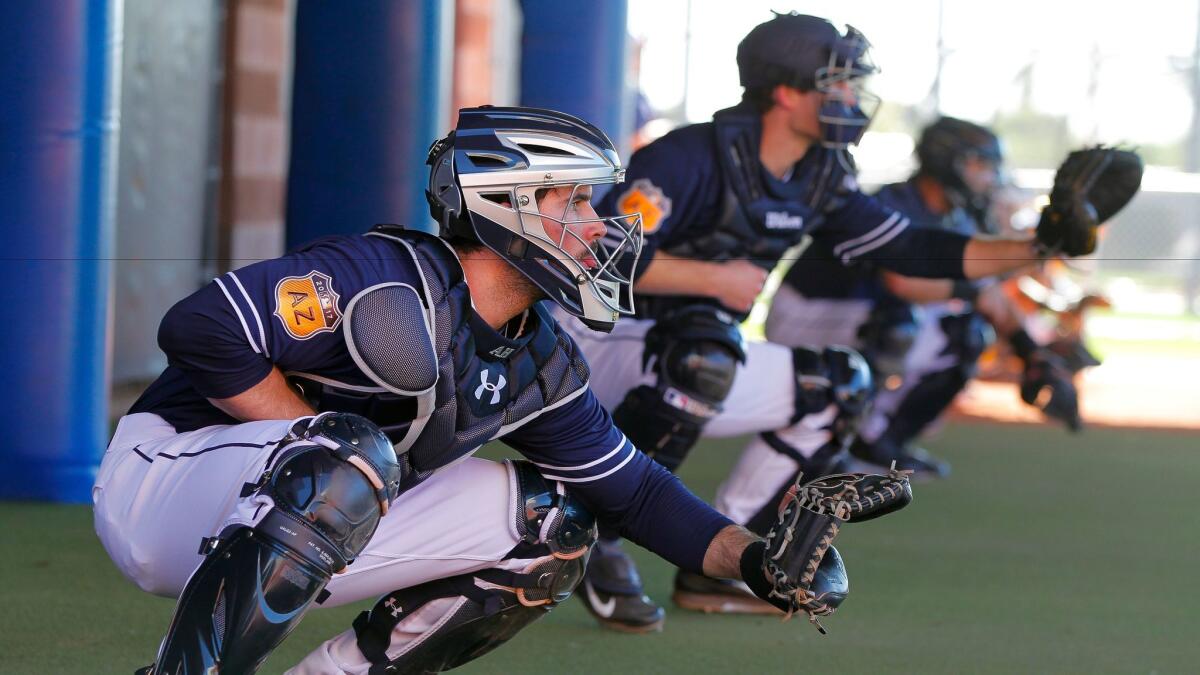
[635,251,725,296]
[880,270,955,303]
[702,524,762,580]
[962,237,1042,279]
[209,366,316,422]
[635,251,767,312]
[975,284,1024,335]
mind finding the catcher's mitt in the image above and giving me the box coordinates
[751,468,913,633]
[1035,146,1143,257]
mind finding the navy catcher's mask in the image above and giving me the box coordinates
[737,13,880,152]
[916,116,1006,229]
[426,106,643,332]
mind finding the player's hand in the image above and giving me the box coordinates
[747,469,913,633]
[711,259,768,312]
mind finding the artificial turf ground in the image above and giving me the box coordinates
[2,420,1197,675]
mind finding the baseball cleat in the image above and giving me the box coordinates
[850,437,950,480]
[672,570,782,615]
[577,541,665,633]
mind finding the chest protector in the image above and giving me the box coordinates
[641,106,849,321]
[295,228,591,479]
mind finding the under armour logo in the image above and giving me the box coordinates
[385,597,403,618]
[474,369,506,405]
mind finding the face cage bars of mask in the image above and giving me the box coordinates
[814,26,881,149]
[512,179,644,316]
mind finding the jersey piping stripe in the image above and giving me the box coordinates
[214,277,262,356]
[135,439,282,463]
[227,271,270,359]
[492,382,590,439]
[839,215,910,262]
[537,441,637,483]
[526,433,628,472]
[284,371,389,393]
[831,211,902,257]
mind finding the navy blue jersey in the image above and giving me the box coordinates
[782,178,977,301]
[600,122,971,286]
[876,179,980,237]
[130,231,732,571]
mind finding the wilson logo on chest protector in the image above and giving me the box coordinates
[765,211,804,229]
[273,270,342,340]
[475,369,507,405]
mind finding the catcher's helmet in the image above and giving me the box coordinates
[916,116,1005,227]
[737,13,879,150]
[426,106,643,332]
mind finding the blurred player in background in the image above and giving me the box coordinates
[763,117,1084,484]
[557,14,1069,631]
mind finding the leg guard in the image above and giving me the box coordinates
[613,305,744,473]
[734,345,873,536]
[149,413,405,675]
[350,461,595,674]
[883,365,970,447]
[856,303,919,391]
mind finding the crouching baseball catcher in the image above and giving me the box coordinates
[101,106,919,675]
[738,468,913,633]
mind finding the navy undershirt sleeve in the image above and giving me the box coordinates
[503,390,733,572]
[818,186,970,279]
[868,227,970,278]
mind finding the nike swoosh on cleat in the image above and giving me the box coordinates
[584,580,617,618]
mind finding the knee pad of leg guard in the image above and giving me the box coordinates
[259,412,408,571]
[619,326,741,472]
[612,385,707,473]
[263,445,387,571]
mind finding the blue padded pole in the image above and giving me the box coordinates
[286,0,453,247]
[519,0,631,156]
[0,2,121,501]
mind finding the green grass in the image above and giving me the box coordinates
[1090,337,1200,360]
[3,422,1198,674]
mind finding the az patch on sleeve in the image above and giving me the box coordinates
[274,270,343,339]
[618,178,672,233]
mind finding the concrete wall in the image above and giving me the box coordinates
[112,0,223,382]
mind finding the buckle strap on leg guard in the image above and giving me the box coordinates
[353,572,559,675]
[353,576,505,672]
